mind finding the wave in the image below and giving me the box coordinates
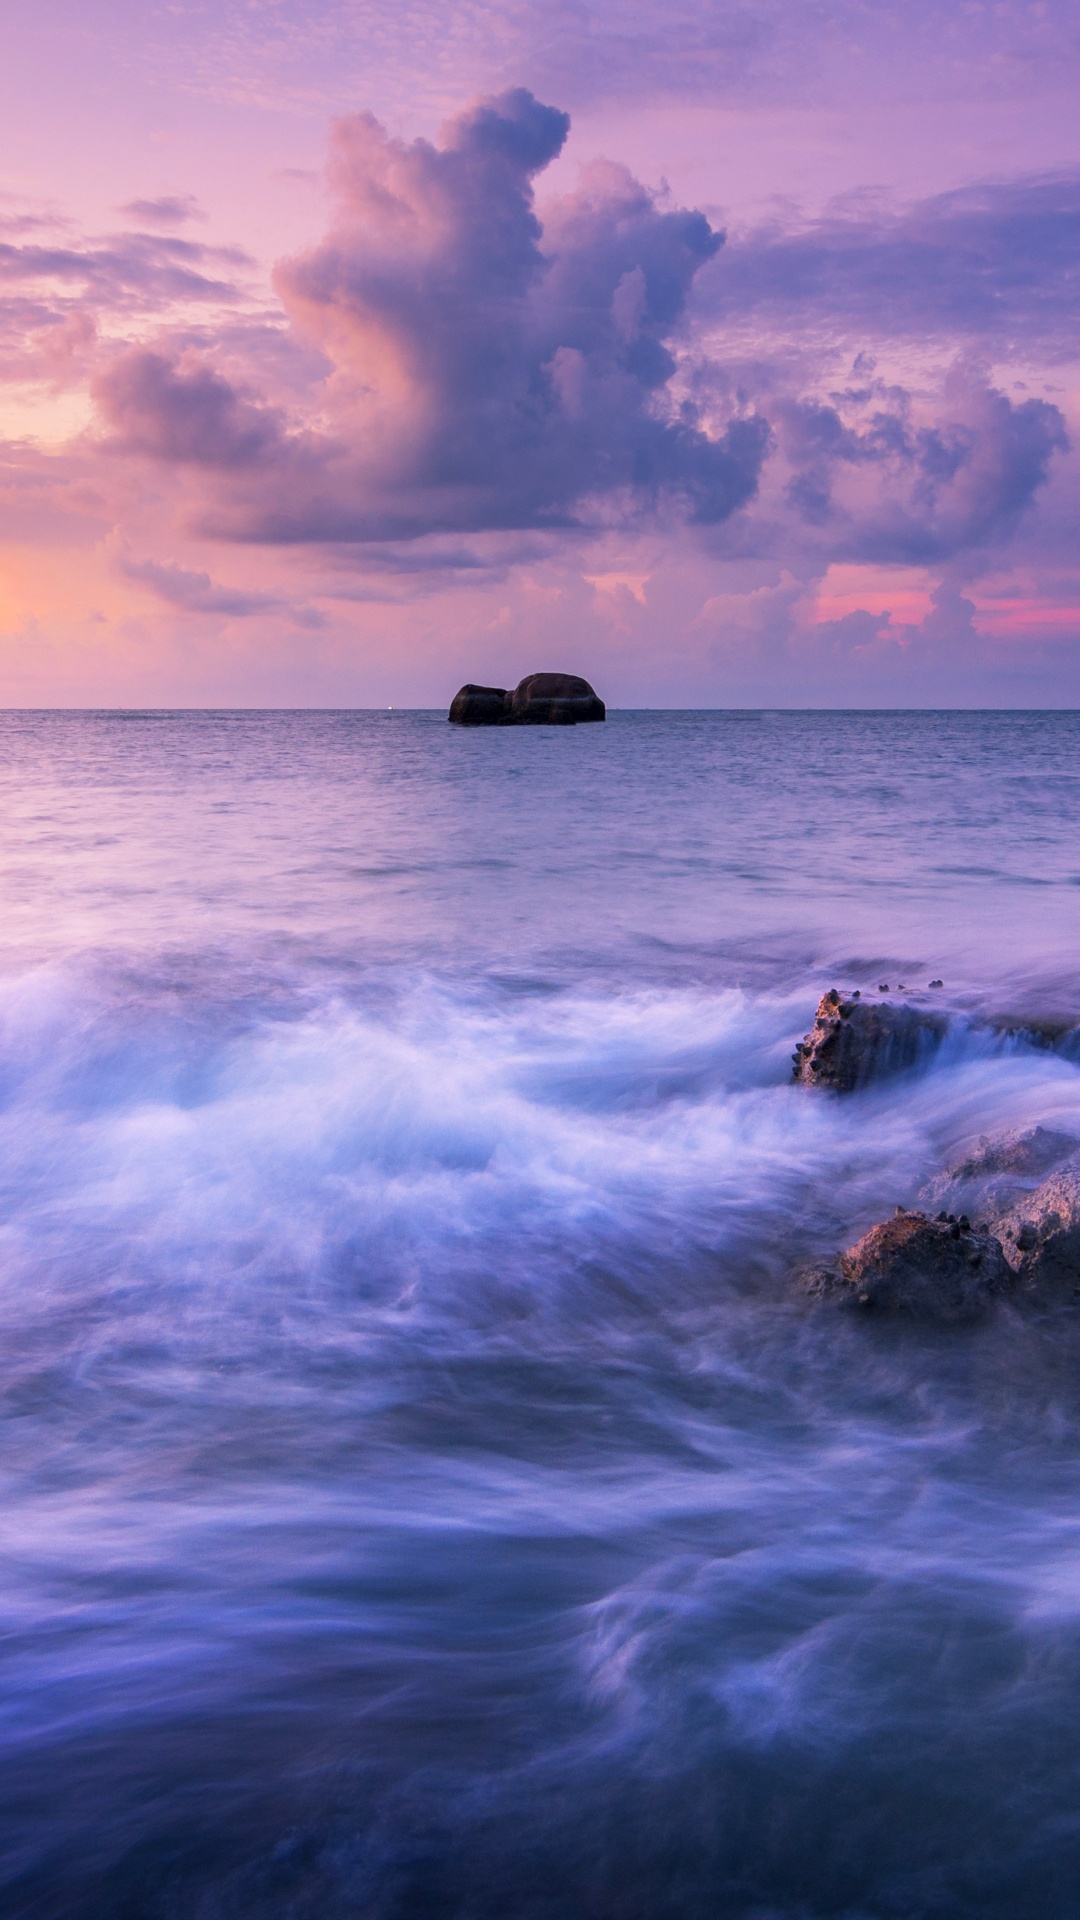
[4,954,1080,1911]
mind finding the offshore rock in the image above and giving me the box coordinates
[448,673,606,726]
[802,1210,1011,1323]
[992,1151,1080,1296]
[448,684,510,725]
[793,990,948,1092]
[508,673,605,724]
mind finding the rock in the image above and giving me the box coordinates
[959,1127,1079,1180]
[508,672,605,724]
[793,990,948,1092]
[448,684,510,725]
[448,673,606,726]
[987,1014,1078,1050]
[920,1124,1080,1222]
[802,1210,1011,1322]
[991,1150,1080,1295]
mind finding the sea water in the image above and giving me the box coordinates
[3,709,1080,1917]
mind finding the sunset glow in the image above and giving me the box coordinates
[0,0,1076,705]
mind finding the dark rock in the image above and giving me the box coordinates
[448,672,605,726]
[987,1014,1078,1050]
[991,1151,1080,1296]
[801,1211,1010,1322]
[508,672,605,724]
[793,990,948,1092]
[448,684,510,725]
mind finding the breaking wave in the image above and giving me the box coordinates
[3,947,1080,1915]
[3,710,1080,1916]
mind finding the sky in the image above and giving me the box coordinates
[1,0,1079,706]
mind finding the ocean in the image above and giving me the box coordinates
[3,708,1080,1917]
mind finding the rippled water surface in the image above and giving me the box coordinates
[3,709,1080,1918]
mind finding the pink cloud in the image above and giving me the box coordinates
[85,90,769,545]
[93,349,284,467]
[0,66,1077,706]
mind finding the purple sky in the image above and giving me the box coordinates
[2,0,1078,705]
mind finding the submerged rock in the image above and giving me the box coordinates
[992,1151,1080,1296]
[986,1013,1080,1051]
[802,1210,1010,1322]
[448,673,605,726]
[921,1124,1080,1222]
[793,990,948,1092]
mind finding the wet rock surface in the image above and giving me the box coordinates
[449,673,605,726]
[986,1013,1080,1052]
[788,999,1080,1320]
[448,684,511,725]
[793,990,948,1092]
[509,673,605,723]
[992,1152,1080,1296]
[921,1125,1080,1223]
[802,1210,1011,1322]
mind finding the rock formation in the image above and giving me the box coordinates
[793,990,948,1092]
[799,1126,1080,1322]
[802,1209,1010,1322]
[991,1151,1080,1296]
[448,684,512,725]
[508,673,605,723]
[920,1125,1080,1224]
[448,673,605,726]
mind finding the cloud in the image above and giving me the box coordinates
[133,0,1080,121]
[93,349,285,466]
[768,367,1069,565]
[84,99,1070,573]
[119,195,204,227]
[705,173,1080,356]
[90,89,770,542]
[117,551,277,614]
[116,550,325,625]
[0,223,257,391]
[7,86,1071,713]
[0,231,249,311]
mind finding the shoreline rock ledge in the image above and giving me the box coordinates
[802,1211,1011,1322]
[798,1129,1080,1322]
[449,673,606,726]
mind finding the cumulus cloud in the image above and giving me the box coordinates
[12,83,1062,682]
[94,350,285,467]
[91,89,770,543]
[82,92,1072,575]
[768,367,1068,565]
